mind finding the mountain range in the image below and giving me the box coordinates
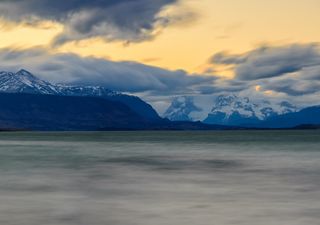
[164,94,320,128]
[164,96,202,121]
[0,69,160,121]
[0,69,319,130]
[0,69,231,131]
[204,94,297,126]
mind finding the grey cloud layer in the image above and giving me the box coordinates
[0,48,215,94]
[210,44,320,97]
[0,0,183,44]
[1,43,320,109]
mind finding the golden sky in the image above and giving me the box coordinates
[1,0,320,74]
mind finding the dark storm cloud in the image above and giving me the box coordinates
[0,47,215,94]
[0,0,185,44]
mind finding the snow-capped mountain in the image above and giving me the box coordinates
[163,96,201,121]
[0,69,161,121]
[204,94,297,126]
[164,94,298,126]
[0,70,59,95]
[0,69,118,97]
[208,94,272,121]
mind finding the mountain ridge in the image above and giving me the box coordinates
[0,92,237,131]
[164,96,202,121]
[204,94,298,126]
[0,69,161,121]
[0,69,319,130]
[259,105,320,128]
[164,94,299,126]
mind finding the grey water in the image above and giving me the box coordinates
[0,131,319,225]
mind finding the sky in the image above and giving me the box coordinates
[1,0,320,113]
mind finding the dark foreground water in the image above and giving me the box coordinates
[0,131,319,225]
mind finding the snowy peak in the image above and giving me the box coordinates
[15,69,37,80]
[0,69,58,94]
[204,94,298,126]
[211,94,259,119]
[164,94,299,126]
[209,94,298,120]
[215,94,248,107]
[0,69,117,97]
[0,69,161,121]
[164,96,202,121]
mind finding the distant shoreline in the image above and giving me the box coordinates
[1,125,319,132]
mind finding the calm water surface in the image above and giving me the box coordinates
[0,131,319,225]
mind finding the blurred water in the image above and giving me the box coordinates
[0,131,319,225]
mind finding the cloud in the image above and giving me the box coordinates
[1,43,319,101]
[256,73,320,96]
[208,44,320,98]
[0,0,193,44]
[210,52,247,65]
[1,43,320,110]
[0,47,216,94]
[211,44,320,80]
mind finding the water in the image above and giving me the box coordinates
[0,131,319,225]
